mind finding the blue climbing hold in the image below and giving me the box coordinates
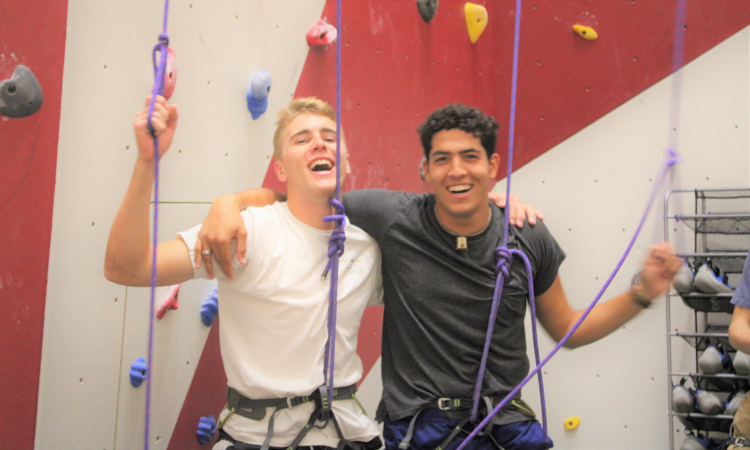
[0,65,43,118]
[129,357,147,387]
[201,285,219,327]
[196,414,217,445]
[246,70,272,120]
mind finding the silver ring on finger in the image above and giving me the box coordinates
[201,250,212,256]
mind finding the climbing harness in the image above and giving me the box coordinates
[220,385,369,450]
[143,1,171,449]
[455,1,686,449]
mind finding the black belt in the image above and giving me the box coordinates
[225,384,362,450]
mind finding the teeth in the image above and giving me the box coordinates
[449,185,472,193]
[308,159,333,171]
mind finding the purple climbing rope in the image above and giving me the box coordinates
[470,0,550,440]
[463,0,686,448]
[145,1,170,449]
[321,0,345,413]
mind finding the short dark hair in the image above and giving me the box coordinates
[418,104,499,160]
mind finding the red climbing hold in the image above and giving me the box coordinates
[306,19,337,47]
[156,284,180,319]
[162,48,177,100]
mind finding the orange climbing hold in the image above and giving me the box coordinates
[573,24,598,40]
[464,3,488,44]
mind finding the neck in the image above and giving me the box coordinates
[286,189,335,230]
[434,202,491,236]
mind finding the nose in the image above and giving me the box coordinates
[310,133,328,152]
[447,157,467,178]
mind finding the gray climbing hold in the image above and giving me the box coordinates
[725,391,746,416]
[699,345,730,374]
[672,384,694,413]
[695,390,723,415]
[680,434,709,450]
[672,264,694,294]
[0,65,43,118]
[735,351,750,376]
[417,0,439,23]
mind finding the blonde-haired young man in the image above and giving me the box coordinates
[105,96,383,450]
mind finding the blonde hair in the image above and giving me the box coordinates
[273,97,336,160]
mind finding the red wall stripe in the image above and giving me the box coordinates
[0,1,68,448]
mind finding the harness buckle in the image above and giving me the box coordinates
[437,398,452,411]
[287,397,294,409]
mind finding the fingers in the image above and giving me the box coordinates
[203,246,216,280]
[524,206,537,226]
[236,229,248,266]
[216,237,234,280]
[491,192,507,207]
[194,238,203,270]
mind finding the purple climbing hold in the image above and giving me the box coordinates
[246,70,272,120]
[129,357,147,387]
[0,65,43,118]
[196,414,217,445]
[201,285,219,327]
[417,0,439,23]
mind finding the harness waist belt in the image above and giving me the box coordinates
[225,384,359,450]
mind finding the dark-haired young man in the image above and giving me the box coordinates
[196,104,681,450]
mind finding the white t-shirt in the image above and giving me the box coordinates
[178,202,383,448]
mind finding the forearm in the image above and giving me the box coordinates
[563,291,644,348]
[730,307,750,354]
[234,188,285,210]
[104,158,156,285]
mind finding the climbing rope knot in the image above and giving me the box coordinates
[321,198,347,279]
[158,33,169,46]
[666,148,682,167]
[494,246,511,279]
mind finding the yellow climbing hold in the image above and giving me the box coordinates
[573,24,598,40]
[465,3,488,44]
[564,416,581,430]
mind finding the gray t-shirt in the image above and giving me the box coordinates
[343,189,566,424]
[730,252,750,309]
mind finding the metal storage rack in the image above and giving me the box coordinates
[665,188,750,450]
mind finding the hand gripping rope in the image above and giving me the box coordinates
[319,0,346,420]
[144,1,171,449]
[460,0,686,449]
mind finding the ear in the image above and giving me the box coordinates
[274,159,288,183]
[422,156,432,182]
[488,153,500,179]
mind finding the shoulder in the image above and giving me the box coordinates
[344,189,426,212]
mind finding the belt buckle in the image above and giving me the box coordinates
[437,398,451,411]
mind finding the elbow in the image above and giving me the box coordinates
[104,253,135,285]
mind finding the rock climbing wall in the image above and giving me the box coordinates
[0,2,68,449]
[0,0,745,449]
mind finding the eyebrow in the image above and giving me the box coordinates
[431,148,480,157]
[289,127,337,141]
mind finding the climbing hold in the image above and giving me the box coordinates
[246,70,272,120]
[698,344,732,374]
[129,357,147,387]
[417,0,439,23]
[156,284,180,319]
[196,414,217,445]
[672,381,695,413]
[201,285,219,326]
[573,24,598,40]
[162,48,177,100]
[464,3,488,44]
[306,18,337,47]
[695,390,723,415]
[0,65,43,118]
[563,416,580,430]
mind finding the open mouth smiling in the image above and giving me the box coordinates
[308,158,334,172]
[448,184,472,194]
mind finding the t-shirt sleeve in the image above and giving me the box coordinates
[731,252,750,309]
[343,189,417,242]
[521,220,566,296]
[176,210,255,280]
